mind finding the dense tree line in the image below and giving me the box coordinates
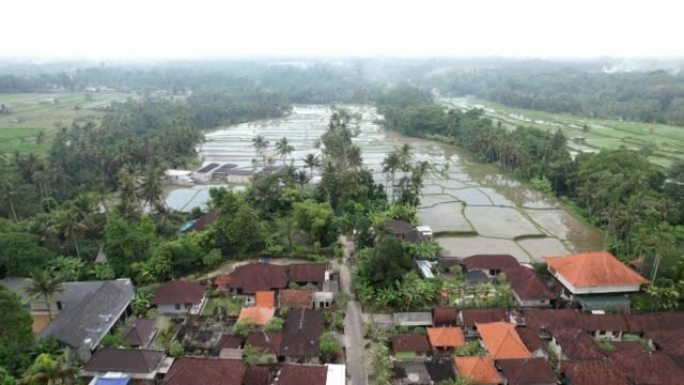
[377,85,684,310]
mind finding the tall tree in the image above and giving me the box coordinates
[252,135,269,163]
[0,287,33,377]
[381,152,401,203]
[20,352,78,385]
[302,153,321,179]
[275,137,294,166]
[26,270,63,321]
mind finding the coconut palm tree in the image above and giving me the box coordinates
[117,164,141,218]
[20,352,78,385]
[26,270,63,321]
[382,152,401,203]
[275,137,294,166]
[139,165,166,214]
[302,153,321,179]
[396,144,413,171]
[252,135,269,163]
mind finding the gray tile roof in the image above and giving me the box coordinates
[38,279,135,350]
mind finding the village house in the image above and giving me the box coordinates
[453,356,501,385]
[1,278,135,361]
[427,327,465,352]
[178,211,218,234]
[545,251,648,311]
[496,358,556,385]
[521,308,581,336]
[560,360,631,385]
[217,335,242,359]
[164,169,193,185]
[513,326,546,358]
[392,360,432,385]
[391,333,432,359]
[476,322,532,360]
[81,348,169,385]
[578,313,629,340]
[460,308,509,336]
[609,347,684,385]
[151,280,206,315]
[245,331,283,362]
[432,307,458,327]
[382,219,425,243]
[164,357,248,385]
[548,328,605,360]
[392,312,434,327]
[124,318,157,348]
[238,306,276,326]
[191,162,220,183]
[280,289,313,309]
[279,308,324,363]
[502,266,555,307]
[461,254,519,277]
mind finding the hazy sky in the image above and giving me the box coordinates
[2,0,683,59]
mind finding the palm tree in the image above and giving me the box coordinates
[396,144,413,171]
[49,209,86,259]
[21,352,78,385]
[382,152,401,202]
[139,165,166,214]
[302,153,321,179]
[117,164,141,218]
[0,176,20,222]
[26,270,63,321]
[252,135,269,163]
[275,137,294,166]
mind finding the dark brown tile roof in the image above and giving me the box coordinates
[229,264,288,294]
[245,331,283,355]
[515,327,543,353]
[462,254,519,271]
[433,307,458,326]
[185,211,218,233]
[218,335,242,349]
[164,357,246,385]
[276,364,327,385]
[280,289,313,308]
[522,309,580,333]
[611,349,684,385]
[647,328,684,358]
[562,360,630,385]
[244,366,272,385]
[124,318,156,346]
[503,267,555,301]
[579,313,629,333]
[151,280,204,305]
[611,341,651,355]
[461,308,508,329]
[84,348,164,373]
[625,312,684,333]
[497,358,557,385]
[287,263,326,285]
[391,333,431,353]
[552,329,605,360]
[384,219,424,243]
[280,309,323,359]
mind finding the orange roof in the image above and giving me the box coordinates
[255,291,275,308]
[454,356,500,385]
[427,327,465,348]
[545,251,648,288]
[476,322,531,359]
[214,274,231,287]
[238,307,275,326]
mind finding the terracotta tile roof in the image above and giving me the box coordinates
[255,291,275,308]
[287,263,326,285]
[280,289,313,308]
[164,357,246,385]
[151,280,204,305]
[462,254,519,271]
[552,329,605,360]
[647,328,684,358]
[579,313,629,333]
[184,211,218,233]
[625,312,684,333]
[476,322,531,359]
[461,308,508,329]
[214,274,231,288]
[427,327,466,349]
[238,307,275,326]
[218,335,241,349]
[497,358,556,385]
[123,318,156,347]
[514,327,542,353]
[84,348,164,374]
[244,366,272,385]
[562,360,631,385]
[433,307,458,326]
[276,364,327,385]
[391,333,431,353]
[245,331,283,355]
[280,309,323,359]
[611,349,684,385]
[545,251,648,289]
[229,264,288,294]
[503,267,555,301]
[454,356,501,385]
[522,309,581,333]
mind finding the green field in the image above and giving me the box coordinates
[442,97,684,168]
[0,91,134,154]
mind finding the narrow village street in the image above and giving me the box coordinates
[339,236,368,385]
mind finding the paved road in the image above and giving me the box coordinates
[339,236,368,385]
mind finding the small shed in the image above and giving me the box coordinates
[393,312,433,327]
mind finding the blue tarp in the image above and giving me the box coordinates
[94,377,130,385]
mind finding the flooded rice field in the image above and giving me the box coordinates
[166,105,604,261]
